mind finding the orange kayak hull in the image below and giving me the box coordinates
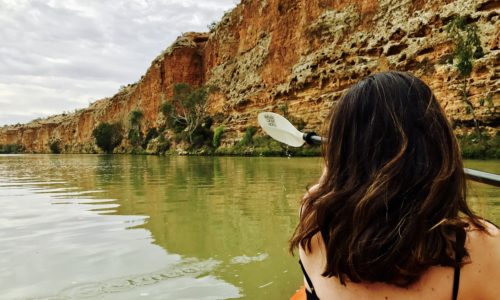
[290,286,306,300]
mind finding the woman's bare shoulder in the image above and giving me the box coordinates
[462,220,500,299]
[467,219,500,248]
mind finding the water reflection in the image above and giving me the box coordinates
[0,155,241,299]
[0,155,497,299]
[464,160,500,223]
[95,155,323,299]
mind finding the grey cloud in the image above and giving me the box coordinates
[0,75,123,125]
[0,0,236,125]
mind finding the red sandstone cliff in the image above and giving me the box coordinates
[1,0,498,153]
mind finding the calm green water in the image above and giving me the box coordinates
[0,155,498,300]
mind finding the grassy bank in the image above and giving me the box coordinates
[1,133,498,159]
[458,133,500,159]
[0,144,23,154]
[214,136,321,157]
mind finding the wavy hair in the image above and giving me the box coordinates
[289,71,485,286]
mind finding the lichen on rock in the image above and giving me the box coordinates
[207,33,271,108]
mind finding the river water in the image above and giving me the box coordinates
[0,155,498,300]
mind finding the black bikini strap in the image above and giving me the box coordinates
[452,229,466,300]
[299,260,318,297]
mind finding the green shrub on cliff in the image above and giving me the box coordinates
[128,129,143,147]
[92,122,123,153]
[127,109,144,148]
[239,126,257,146]
[191,125,213,149]
[445,16,484,77]
[213,126,224,148]
[129,110,144,127]
[208,21,218,32]
[0,144,23,154]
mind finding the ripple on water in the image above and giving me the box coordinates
[0,158,241,300]
[230,253,269,265]
[35,259,240,300]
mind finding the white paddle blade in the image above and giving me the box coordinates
[257,112,305,147]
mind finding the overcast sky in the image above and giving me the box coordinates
[0,0,237,126]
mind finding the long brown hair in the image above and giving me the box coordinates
[290,71,485,286]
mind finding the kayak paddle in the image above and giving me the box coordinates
[257,111,500,187]
[257,112,323,147]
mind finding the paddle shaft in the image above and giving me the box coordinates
[302,133,324,145]
[302,133,500,187]
[464,168,500,187]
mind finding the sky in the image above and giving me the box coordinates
[0,0,237,126]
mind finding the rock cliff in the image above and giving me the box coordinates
[1,0,499,153]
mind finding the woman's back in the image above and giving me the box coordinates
[299,220,500,300]
[289,72,500,300]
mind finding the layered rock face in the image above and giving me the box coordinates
[1,0,498,153]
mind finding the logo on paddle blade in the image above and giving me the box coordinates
[264,115,276,127]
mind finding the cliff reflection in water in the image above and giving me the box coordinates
[94,155,323,299]
[0,155,242,299]
[0,154,497,300]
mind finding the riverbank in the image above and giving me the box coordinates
[1,134,499,159]
[457,134,500,159]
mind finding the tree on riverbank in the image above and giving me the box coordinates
[445,16,485,137]
[92,122,123,153]
[128,109,144,147]
[445,16,498,158]
[0,144,23,154]
[160,83,210,144]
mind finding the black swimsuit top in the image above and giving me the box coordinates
[299,229,466,300]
